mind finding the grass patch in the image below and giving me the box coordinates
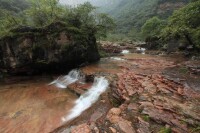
[158,127,172,133]
[191,126,200,133]
[141,114,150,122]
[179,67,188,74]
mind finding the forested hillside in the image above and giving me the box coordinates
[97,0,189,34]
[0,0,29,13]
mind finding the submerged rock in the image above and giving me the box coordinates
[0,22,100,75]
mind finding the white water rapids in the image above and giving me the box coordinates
[121,50,130,54]
[48,70,109,123]
[136,47,146,54]
[62,77,109,122]
[48,70,84,88]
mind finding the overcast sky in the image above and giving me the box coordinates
[60,0,92,5]
[59,0,81,5]
[59,0,114,6]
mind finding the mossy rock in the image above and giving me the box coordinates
[0,21,100,75]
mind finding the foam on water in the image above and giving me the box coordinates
[136,47,146,54]
[121,50,130,54]
[110,57,125,61]
[61,77,109,123]
[49,69,84,89]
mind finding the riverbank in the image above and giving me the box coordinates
[54,53,200,133]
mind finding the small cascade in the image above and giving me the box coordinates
[136,47,146,54]
[121,50,130,54]
[61,77,109,123]
[49,69,85,89]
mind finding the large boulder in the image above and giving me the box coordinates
[0,22,100,75]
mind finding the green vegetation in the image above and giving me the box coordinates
[179,67,189,74]
[141,16,166,39]
[0,0,29,13]
[0,0,114,39]
[162,0,200,50]
[96,13,115,41]
[0,0,199,52]
[158,127,172,133]
[137,0,200,51]
[141,114,150,122]
[191,126,200,133]
[106,0,159,33]
[97,0,189,41]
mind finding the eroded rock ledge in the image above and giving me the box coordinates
[54,55,200,133]
[0,22,100,75]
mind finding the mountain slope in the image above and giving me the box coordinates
[98,0,189,33]
[59,0,189,34]
[0,0,29,13]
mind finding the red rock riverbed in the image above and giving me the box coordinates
[0,53,200,133]
[56,53,200,133]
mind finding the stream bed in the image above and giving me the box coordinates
[0,53,200,133]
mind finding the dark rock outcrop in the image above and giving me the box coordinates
[0,22,100,75]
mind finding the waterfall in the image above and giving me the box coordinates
[49,69,85,89]
[61,77,109,123]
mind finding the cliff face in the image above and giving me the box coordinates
[0,22,100,74]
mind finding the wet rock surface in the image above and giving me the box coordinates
[99,41,136,56]
[55,53,200,133]
[1,52,200,133]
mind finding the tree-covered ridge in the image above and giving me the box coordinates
[0,0,29,13]
[140,0,200,51]
[97,0,189,34]
[162,0,200,49]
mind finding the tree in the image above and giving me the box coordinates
[162,0,200,49]
[0,0,115,40]
[66,2,96,28]
[128,27,142,41]
[25,0,62,27]
[141,16,166,39]
[96,13,115,41]
[0,9,23,36]
[65,3,115,40]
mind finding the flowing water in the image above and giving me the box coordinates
[110,57,125,61]
[48,70,109,123]
[121,50,130,54]
[49,70,85,89]
[136,47,146,54]
[0,69,110,133]
[61,77,109,123]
